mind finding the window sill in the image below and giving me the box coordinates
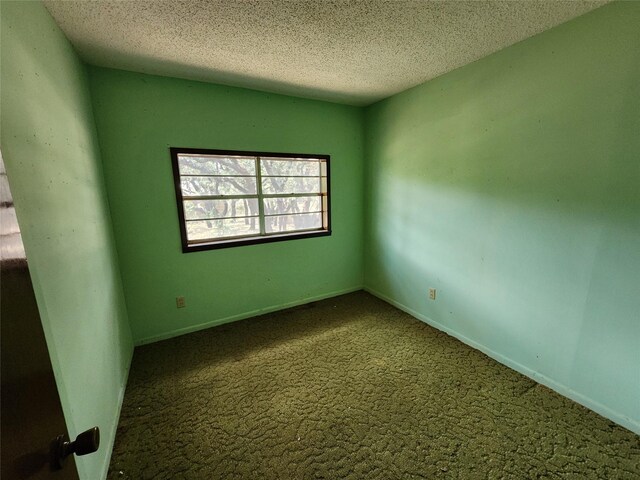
[182,229,331,252]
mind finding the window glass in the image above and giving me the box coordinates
[171,149,330,251]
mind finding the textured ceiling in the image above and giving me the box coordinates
[44,0,608,106]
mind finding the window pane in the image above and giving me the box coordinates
[178,155,255,176]
[265,213,322,233]
[261,177,320,195]
[181,176,257,196]
[263,196,321,215]
[186,217,259,241]
[184,198,259,220]
[260,158,320,177]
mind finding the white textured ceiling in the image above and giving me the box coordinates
[44,0,608,106]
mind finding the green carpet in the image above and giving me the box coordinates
[108,292,639,479]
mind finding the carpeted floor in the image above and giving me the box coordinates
[108,292,640,479]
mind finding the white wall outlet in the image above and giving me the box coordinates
[176,296,186,308]
[428,288,437,300]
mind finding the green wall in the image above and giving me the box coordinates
[0,2,133,478]
[3,3,636,467]
[364,1,639,434]
[88,67,364,344]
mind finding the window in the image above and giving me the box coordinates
[170,148,331,252]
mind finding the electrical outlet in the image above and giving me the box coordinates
[176,296,186,308]
[428,288,437,300]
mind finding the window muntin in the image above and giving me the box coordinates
[171,148,330,252]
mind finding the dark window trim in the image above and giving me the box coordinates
[170,147,332,253]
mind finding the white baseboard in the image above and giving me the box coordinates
[135,286,363,346]
[364,286,640,436]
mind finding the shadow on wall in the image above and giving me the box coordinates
[370,68,639,220]
[363,1,640,429]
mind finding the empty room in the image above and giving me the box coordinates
[1,0,638,479]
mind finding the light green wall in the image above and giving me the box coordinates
[364,2,639,434]
[4,2,635,464]
[0,2,133,478]
[88,67,364,344]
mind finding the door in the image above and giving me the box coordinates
[1,152,79,479]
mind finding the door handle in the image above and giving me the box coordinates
[52,426,100,469]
